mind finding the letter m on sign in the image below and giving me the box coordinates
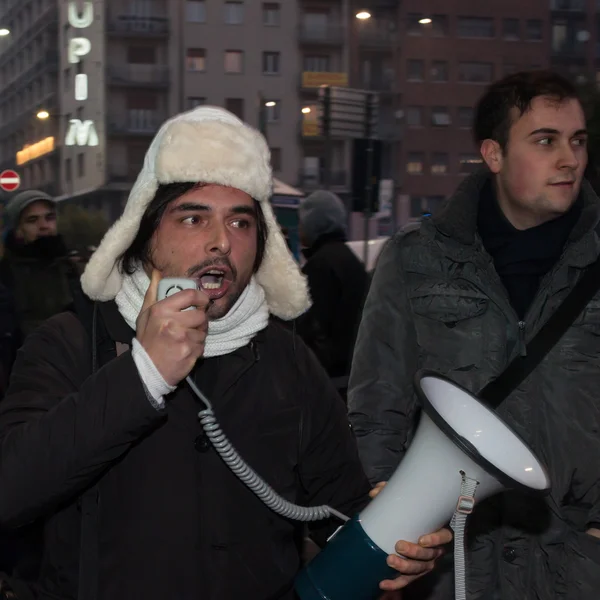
[65,119,99,147]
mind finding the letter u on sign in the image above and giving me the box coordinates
[68,2,94,29]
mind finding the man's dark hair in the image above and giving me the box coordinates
[474,70,581,150]
[121,182,268,275]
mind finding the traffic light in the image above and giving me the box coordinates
[351,138,382,213]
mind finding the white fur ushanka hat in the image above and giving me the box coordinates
[81,106,310,320]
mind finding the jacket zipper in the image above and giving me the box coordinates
[518,321,527,357]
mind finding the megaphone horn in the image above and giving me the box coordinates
[295,371,551,600]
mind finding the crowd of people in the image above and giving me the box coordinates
[0,70,597,600]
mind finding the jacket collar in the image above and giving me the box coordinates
[427,167,600,268]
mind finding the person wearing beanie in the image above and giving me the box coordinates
[296,190,368,399]
[0,107,450,600]
[0,190,80,341]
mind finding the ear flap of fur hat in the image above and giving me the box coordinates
[81,106,310,320]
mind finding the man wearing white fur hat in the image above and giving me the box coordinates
[0,107,450,600]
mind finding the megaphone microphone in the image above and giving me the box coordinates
[295,371,551,600]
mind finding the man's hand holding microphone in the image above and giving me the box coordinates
[135,270,209,386]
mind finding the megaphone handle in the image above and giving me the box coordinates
[450,472,479,600]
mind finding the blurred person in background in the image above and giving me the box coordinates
[296,190,368,401]
[0,190,81,343]
[349,70,600,600]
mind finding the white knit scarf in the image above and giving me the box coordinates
[115,266,270,358]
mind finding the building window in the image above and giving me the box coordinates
[431,61,448,82]
[458,107,473,128]
[457,17,494,38]
[188,97,206,109]
[407,59,424,81]
[186,0,206,23]
[503,63,518,77]
[262,51,280,75]
[406,106,422,127]
[526,19,542,41]
[459,153,483,174]
[432,15,449,36]
[263,2,280,26]
[270,147,282,171]
[225,98,244,120]
[431,153,449,175]
[407,14,425,35]
[186,48,206,71]
[127,46,156,64]
[225,50,244,73]
[406,152,424,174]
[503,18,519,40]
[458,62,493,83]
[224,1,244,24]
[266,100,280,122]
[77,153,85,178]
[431,106,450,126]
[304,55,330,72]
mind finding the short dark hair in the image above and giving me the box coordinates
[474,70,581,150]
[120,182,268,275]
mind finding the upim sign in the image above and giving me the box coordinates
[66,2,99,147]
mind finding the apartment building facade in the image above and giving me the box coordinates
[0,0,303,223]
[0,0,60,201]
[1,1,600,230]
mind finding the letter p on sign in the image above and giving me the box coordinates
[68,37,91,64]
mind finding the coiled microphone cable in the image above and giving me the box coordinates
[186,376,349,523]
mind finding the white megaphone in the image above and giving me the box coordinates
[295,371,551,600]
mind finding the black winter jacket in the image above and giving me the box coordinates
[0,301,371,600]
[296,234,369,380]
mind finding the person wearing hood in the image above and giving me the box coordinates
[296,191,368,398]
[0,190,80,341]
[0,107,451,600]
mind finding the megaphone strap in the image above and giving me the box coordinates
[450,471,480,600]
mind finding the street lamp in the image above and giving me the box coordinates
[356,11,371,20]
[37,110,50,120]
[0,28,9,36]
[419,17,432,25]
[302,107,311,114]
[265,101,276,107]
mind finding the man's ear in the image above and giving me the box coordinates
[480,139,503,174]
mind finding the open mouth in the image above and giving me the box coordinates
[200,270,225,290]
[196,267,233,300]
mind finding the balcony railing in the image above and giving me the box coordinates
[108,65,169,87]
[107,15,169,36]
[358,27,396,47]
[362,76,395,92]
[298,23,345,45]
[109,164,143,184]
[299,169,347,190]
[552,42,586,58]
[550,0,585,10]
[109,110,166,135]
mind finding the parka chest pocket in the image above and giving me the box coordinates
[409,285,490,370]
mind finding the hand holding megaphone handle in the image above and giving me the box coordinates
[450,471,480,600]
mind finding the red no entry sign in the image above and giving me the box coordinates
[0,170,20,192]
